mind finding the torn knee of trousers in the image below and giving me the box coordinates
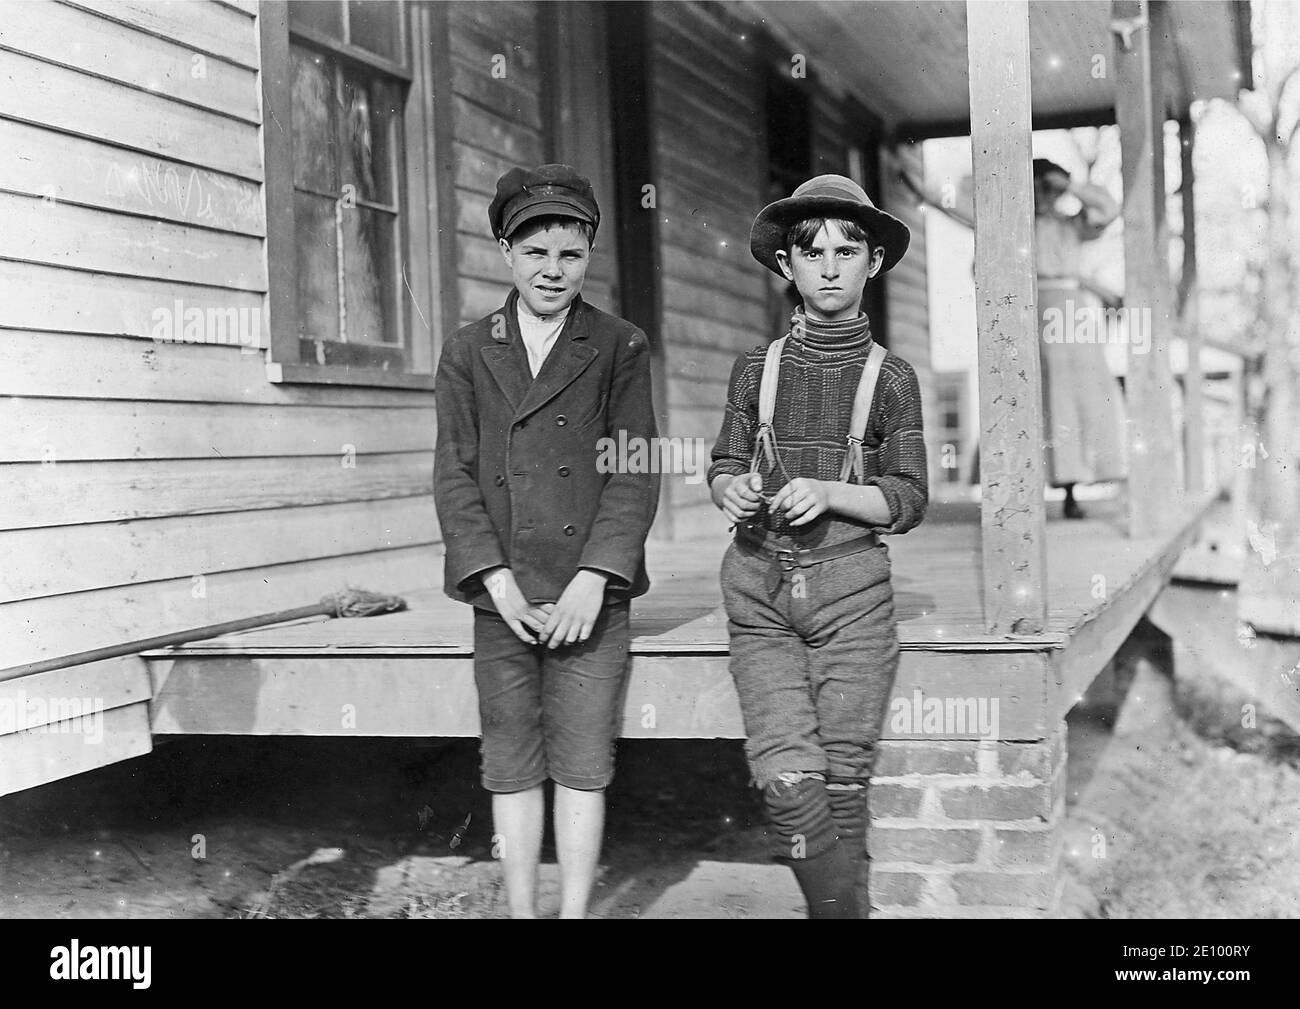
[824,776,867,793]
[765,770,826,797]
[762,773,837,862]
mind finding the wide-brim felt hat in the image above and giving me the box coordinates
[750,174,911,277]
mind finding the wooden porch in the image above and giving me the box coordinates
[145,492,1218,741]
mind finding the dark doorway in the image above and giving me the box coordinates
[762,68,812,339]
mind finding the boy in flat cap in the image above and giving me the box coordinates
[434,164,658,919]
[709,175,928,918]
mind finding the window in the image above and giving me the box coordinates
[260,1,453,388]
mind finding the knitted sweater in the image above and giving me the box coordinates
[708,312,929,544]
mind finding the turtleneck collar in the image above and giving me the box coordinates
[789,307,873,352]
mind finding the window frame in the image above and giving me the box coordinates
[260,0,457,390]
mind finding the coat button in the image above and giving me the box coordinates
[558,466,570,477]
[495,474,505,486]
[555,415,567,426]
[563,524,576,536]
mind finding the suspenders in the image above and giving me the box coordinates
[750,337,888,485]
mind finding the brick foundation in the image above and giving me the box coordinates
[867,721,1068,918]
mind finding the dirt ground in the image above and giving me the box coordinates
[0,736,774,919]
[1061,632,1300,919]
[3,642,1299,919]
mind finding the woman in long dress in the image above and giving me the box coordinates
[1032,158,1127,519]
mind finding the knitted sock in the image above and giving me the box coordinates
[788,842,861,919]
[763,774,862,917]
[826,781,869,853]
[826,781,871,917]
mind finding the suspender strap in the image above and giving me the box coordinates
[838,341,888,484]
[751,336,886,485]
[750,336,786,473]
[756,336,786,428]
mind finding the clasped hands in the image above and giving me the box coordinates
[482,566,608,648]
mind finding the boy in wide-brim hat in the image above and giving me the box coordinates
[434,164,659,918]
[709,175,928,918]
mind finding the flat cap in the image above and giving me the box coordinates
[488,163,600,241]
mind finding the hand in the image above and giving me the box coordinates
[718,472,764,524]
[540,569,608,649]
[482,567,549,645]
[770,477,830,526]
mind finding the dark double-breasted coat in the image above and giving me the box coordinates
[433,290,659,608]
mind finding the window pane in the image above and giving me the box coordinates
[295,192,341,342]
[341,206,397,344]
[291,47,337,192]
[290,0,343,42]
[340,66,398,206]
[348,0,399,59]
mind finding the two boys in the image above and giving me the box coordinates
[436,165,925,920]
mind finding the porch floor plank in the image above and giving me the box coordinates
[158,497,1210,657]
[145,495,1215,739]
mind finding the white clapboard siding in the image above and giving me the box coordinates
[2,399,434,462]
[0,51,262,180]
[0,0,451,788]
[649,2,768,532]
[0,656,152,731]
[662,311,760,356]
[0,121,265,236]
[1,544,439,670]
[2,332,431,407]
[0,192,267,291]
[2,1,260,121]
[664,342,744,387]
[0,655,153,799]
[447,2,547,326]
[1,453,435,530]
[216,0,258,17]
[60,0,260,70]
[3,497,439,603]
[458,277,507,323]
[884,144,932,373]
[0,703,153,796]
[458,233,508,283]
[0,261,264,339]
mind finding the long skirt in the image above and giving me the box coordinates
[1037,280,1128,487]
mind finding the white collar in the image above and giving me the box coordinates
[517,301,571,328]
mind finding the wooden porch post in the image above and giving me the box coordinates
[1114,0,1180,537]
[966,0,1048,635]
[1178,115,1205,494]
